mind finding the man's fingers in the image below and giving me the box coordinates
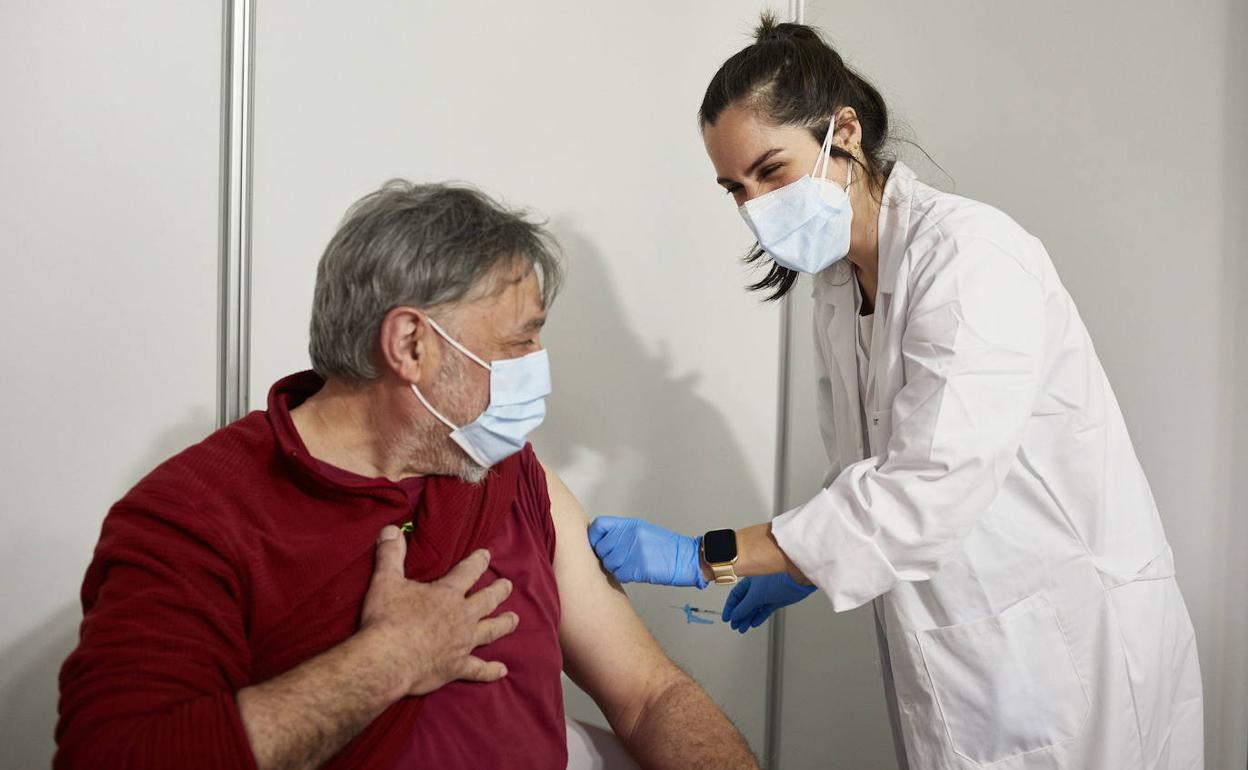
[438,549,492,593]
[373,525,407,578]
[466,577,513,618]
[457,655,508,683]
[475,611,519,647]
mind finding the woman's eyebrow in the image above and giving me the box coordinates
[716,147,783,185]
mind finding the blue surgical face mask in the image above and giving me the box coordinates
[411,317,551,468]
[737,122,853,274]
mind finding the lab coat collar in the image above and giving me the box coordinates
[812,161,918,297]
[876,161,917,293]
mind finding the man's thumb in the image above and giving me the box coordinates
[374,524,407,575]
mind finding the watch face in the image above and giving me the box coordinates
[703,528,737,564]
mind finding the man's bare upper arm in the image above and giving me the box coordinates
[543,463,682,727]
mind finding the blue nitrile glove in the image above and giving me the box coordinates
[587,516,708,589]
[722,573,817,633]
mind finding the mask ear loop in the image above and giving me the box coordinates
[812,116,854,192]
[411,382,460,431]
[812,117,838,181]
[410,314,492,431]
[424,316,491,370]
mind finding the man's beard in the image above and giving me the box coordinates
[411,349,490,485]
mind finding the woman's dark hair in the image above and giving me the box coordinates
[699,13,892,300]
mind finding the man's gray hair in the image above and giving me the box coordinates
[309,180,564,382]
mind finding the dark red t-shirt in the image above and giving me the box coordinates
[55,373,567,770]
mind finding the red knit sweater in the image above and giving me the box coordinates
[55,372,567,769]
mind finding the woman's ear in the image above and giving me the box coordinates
[833,106,862,151]
[377,306,433,385]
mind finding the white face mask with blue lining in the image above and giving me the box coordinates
[410,317,551,468]
[737,120,854,274]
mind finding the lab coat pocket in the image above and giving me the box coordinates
[917,593,1090,765]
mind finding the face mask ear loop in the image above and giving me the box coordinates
[411,383,460,431]
[424,316,491,370]
[812,117,838,181]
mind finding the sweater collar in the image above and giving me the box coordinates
[267,370,405,498]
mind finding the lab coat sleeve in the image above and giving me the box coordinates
[811,295,843,487]
[772,235,1045,611]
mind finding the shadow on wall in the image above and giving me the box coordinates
[533,219,773,735]
[0,408,215,770]
[0,604,80,770]
[533,220,774,743]
[535,219,769,542]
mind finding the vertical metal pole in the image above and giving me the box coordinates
[763,287,794,770]
[217,0,255,427]
[763,4,804,766]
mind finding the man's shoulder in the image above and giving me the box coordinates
[511,443,556,557]
[120,410,276,515]
[89,411,279,582]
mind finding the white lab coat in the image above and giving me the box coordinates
[771,162,1204,769]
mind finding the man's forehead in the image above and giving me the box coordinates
[459,263,545,334]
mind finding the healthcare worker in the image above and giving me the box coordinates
[588,15,1204,770]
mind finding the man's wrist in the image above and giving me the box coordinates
[351,626,414,703]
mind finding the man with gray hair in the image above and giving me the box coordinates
[55,182,758,770]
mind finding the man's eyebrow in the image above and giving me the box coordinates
[715,148,783,186]
[521,315,547,333]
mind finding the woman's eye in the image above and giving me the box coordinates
[724,185,740,196]
[759,164,782,179]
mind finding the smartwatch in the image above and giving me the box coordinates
[701,528,739,586]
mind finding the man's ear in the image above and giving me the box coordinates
[377,306,434,386]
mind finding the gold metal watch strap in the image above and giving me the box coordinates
[710,562,739,586]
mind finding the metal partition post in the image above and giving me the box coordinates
[763,3,805,765]
[217,0,255,427]
[763,285,794,770]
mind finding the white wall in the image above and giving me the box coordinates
[4,3,1242,769]
[777,1,1248,768]
[245,0,785,753]
[0,3,222,768]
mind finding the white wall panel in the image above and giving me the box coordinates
[0,3,222,767]
[248,0,785,752]
[780,1,1247,767]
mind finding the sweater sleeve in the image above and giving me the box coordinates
[55,483,259,770]
[518,443,556,562]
